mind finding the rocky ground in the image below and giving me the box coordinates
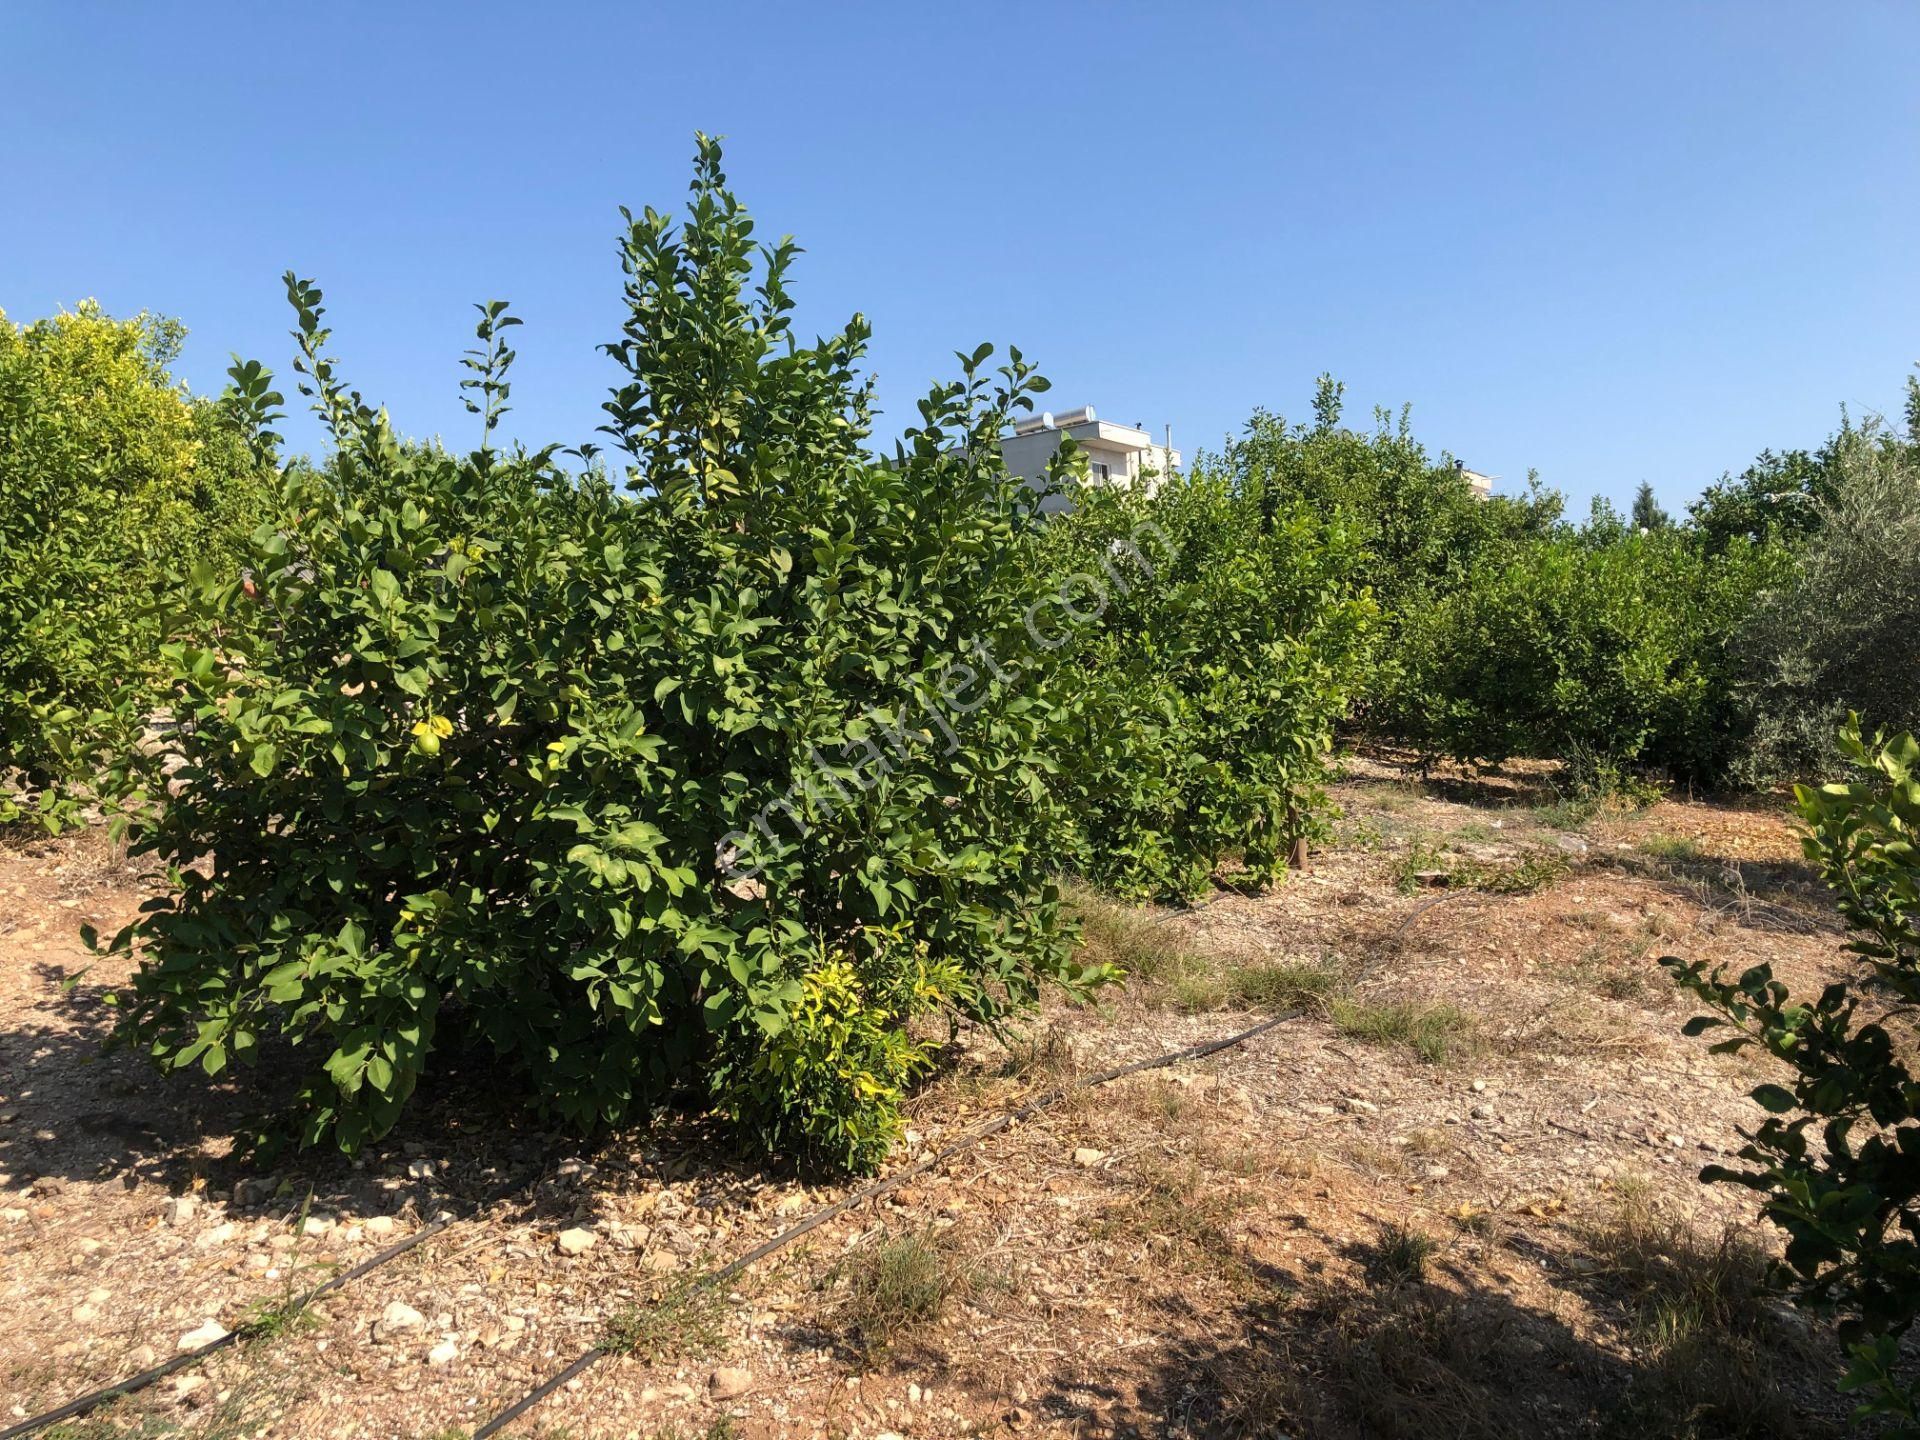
[0,752,1869,1438]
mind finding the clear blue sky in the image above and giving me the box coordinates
[6,3,1916,514]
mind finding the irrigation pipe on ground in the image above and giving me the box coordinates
[471,1008,1303,1438]
[0,1167,543,1440]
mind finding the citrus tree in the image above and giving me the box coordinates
[102,139,1104,1169]
[0,302,274,822]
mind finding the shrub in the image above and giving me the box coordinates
[715,938,964,1171]
[1666,719,1920,1432]
[1689,441,1845,556]
[101,138,1105,1167]
[1389,528,1783,789]
[1732,419,1920,783]
[0,302,274,821]
[1212,381,1561,735]
[1038,458,1375,899]
[1222,379,1560,616]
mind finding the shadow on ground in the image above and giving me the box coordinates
[1031,1223,1854,1440]
[0,967,573,1220]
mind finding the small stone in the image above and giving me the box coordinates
[195,1221,237,1249]
[76,1237,104,1256]
[379,1301,427,1335]
[177,1320,229,1351]
[555,1227,597,1256]
[0,1209,25,1224]
[300,1216,334,1237]
[426,1339,459,1366]
[661,1224,700,1255]
[708,1366,752,1400]
[128,1345,157,1368]
[1071,1148,1106,1168]
[364,1215,398,1239]
[30,1176,66,1196]
[1470,1104,1494,1121]
[1470,1079,1487,1093]
[172,1375,208,1404]
[164,1195,199,1227]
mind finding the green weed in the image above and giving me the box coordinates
[1332,999,1477,1063]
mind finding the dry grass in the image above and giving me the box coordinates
[1067,885,1194,984]
[1170,956,1343,1014]
[1071,880,1346,1017]
[603,1280,727,1362]
[1636,832,1705,863]
[989,1025,1079,1082]
[1566,942,1653,1001]
[828,1230,972,1357]
[1571,1191,1813,1438]
[1371,1221,1440,1285]
[1342,1138,1413,1181]
[39,1372,298,1440]
[1392,838,1570,896]
[1092,1155,1255,1282]
[1332,997,1479,1063]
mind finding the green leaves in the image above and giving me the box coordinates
[1669,720,1920,1423]
[1037,464,1373,900]
[106,136,1092,1171]
[0,301,277,810]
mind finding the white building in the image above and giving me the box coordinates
[1453,459,1496,500]
[999,406,1180,512]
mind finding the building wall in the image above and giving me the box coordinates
[999,423,1181,513]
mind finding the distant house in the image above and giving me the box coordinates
[999,407,1181,512]
[1453,459,1496,500]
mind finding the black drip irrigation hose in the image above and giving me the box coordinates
[1,1013,1300,1439]
[470,1009,1303,1439]
[0,1166,544,1440]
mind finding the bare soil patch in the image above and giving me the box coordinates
[0,756,1864,1438]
